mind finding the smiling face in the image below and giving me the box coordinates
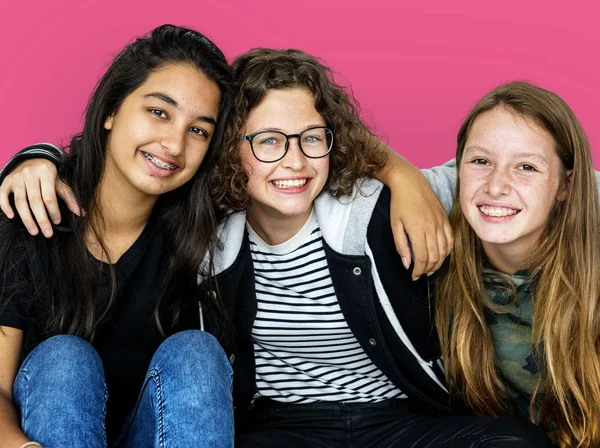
[241,88,330,234]
[102,63,221,201]
[459,106,569,267]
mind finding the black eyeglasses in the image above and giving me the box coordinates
[239,126,334,163]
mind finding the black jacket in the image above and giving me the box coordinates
[205,179,452,419]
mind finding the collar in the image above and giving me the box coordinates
[207,178,383,277]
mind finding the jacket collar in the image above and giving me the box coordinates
[210,178,383,276]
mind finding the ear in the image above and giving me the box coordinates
[104,114,115,131]
[556,170,573,201]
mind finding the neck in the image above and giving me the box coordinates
[482,241,534,275]
[246,204,312,246]
[87,162,158,263]
[94,172,157,235]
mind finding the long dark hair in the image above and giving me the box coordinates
[0,25,234,342]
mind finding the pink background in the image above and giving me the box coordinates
[1,0,598,168]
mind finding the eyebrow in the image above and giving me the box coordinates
[251,124,326,134]
[144,93,217,126]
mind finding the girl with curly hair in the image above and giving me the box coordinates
[206,49,550,447]
[435,82,600,447]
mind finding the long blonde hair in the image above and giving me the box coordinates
[436,81,600,447]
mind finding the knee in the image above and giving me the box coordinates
[151,330,231,378]
[19,335,104,386]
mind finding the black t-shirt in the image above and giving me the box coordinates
[0,215,199,440]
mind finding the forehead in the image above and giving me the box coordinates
[245,88,324,130]
[465,107,556,159]
[131,63,221,118]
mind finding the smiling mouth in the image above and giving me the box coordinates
[478,205,520,217]
[272,179,308,189]
[141,151,178,170]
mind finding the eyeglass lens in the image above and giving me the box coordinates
[251,127,332,162]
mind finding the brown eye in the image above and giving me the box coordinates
[149,109,167,118]
[190,127,207,137]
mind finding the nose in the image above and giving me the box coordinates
[485,166,511,196]
[160,126,186,157]
[282,138,308,170]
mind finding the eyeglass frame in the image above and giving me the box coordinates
[238,126,334,163]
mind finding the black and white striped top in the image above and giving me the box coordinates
[247,211,404,403]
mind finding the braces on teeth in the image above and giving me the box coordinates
[142,151,177,170]
[479,206,518,217]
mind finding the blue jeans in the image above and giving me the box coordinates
[13,330,234,448]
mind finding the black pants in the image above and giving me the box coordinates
[236,399,553,448]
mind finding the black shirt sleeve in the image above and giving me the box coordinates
[0,143,64,184]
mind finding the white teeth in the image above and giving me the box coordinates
[142,151,177,170]
[478,205,519,217]
[272,179,307,189]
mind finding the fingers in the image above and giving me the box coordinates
[392,222,412,271]
[56,180,83,217]
[444,218,454,256]
[409,216,453,280]
[25,174,57,237]
[40,176,63,225]
[429,229,447,275]
[0,183,15,219]
[410,231,428,281]
[414,232,442,280]
[0,159,70,238]
[423,216,453,277]
[12,180,40,236]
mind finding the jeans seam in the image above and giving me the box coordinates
[152,368,166,448]
[114,368,163,447]
[15,368,31,429]
[102,384,108,447]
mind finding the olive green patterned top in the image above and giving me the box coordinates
[483,266,542,419]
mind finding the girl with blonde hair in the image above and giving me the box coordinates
[436,81,600,447]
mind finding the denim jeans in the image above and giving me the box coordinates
[13,330,234,448]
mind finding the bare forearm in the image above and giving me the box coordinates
[372,138,426,189]
[0,393,30,447]
[368,136,453,278]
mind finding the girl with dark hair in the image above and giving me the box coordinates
[434,82,600,447]
[0,25,236,447]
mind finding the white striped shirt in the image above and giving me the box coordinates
[247,210,404,404]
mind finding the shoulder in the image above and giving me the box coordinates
[315,178,385,255]
[420,159,457,214]
[203,212,247,277]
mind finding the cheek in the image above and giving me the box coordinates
[312,158,330,184]
[521,180,557,214]
[244,159,272,191]
[458,171,478,202]
[187,150,207,173]
[112,116,155,151]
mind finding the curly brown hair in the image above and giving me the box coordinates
[210,48,386,213]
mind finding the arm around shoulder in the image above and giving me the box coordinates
[420,159,457,214]
[0,143,63,185]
